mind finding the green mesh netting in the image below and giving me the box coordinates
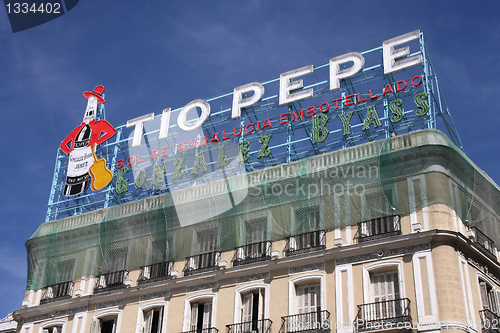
[26,129,500,290]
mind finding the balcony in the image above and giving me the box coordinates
[94,270,128,293]
[184,251,221,276]
[182,328,219,333]
[40,281,74,304]
[355,298,411,331]
[138,261,173,284]
[279,310,330,333]
[468,227,497,260]
[357,215,401,243]
[285,230,326,257]
[233,241,272,266]
[227,319,272,333]
[480,309,500,333]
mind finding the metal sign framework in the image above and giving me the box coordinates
[45,32,462,222]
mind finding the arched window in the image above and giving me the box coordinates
[42,327,62,333]
[360,261,408,328]
[90,310,121,333]
[137,302,167,333]
[183,294,216,333]
[479,278,500,314]
[233,284,270,332]
[40,321,65,333]
[286,275,327,332]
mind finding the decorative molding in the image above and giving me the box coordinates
[95,300,123,310]
[336,243,430,265]
[186,282,218,293]
[289,262,325,274]
[459,249,500,285]
[24,306,88,323]
[139,291,170,302]
[236,272,270,284]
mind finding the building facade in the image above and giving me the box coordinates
[13,129,500,333]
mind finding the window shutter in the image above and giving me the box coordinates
[289,236,296,251]
[46,286,53,299]
[190,303,199,331]
[99,275,107,289]
[311,284,320,312]
[42,329,49,333]
[489,290,498,314]
[370,271,400,319]
[264,241,271,256]
[158,307,164,332]
[237,247,245,260]
[242,293,253,323]
[202,302,212,329]
[258,289,265,320]
[319,230,326,246]
[493,290,500,316]
[480,281,490,310]
[386,273,394,300]
[53,327,60,333]
[189,257,196,270]
[361,221,368,238]
[143,266,150,280]
[296,285,306,314]
[371,271,399,302]
[198,230,217,253]
[371,274,380,303]
[144,309,153,333]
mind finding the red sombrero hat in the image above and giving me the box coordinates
[83,85,106,104]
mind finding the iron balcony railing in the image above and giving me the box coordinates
[280,310,330,333]
[233,241,272,266]
[285,230,326,257]
[138,261,173,284]
[184,251,221,276]
[182,328,219,333]
[355,298,411,331]
[227,319,272,333]
[40,281,74,304]
[469,227,497,260]
[480,309,500,333]
[94,270,128,293]
[357,215,401,243]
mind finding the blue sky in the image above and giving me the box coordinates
[1,0,499,318]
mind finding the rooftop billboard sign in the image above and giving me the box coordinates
[46,30,460,221]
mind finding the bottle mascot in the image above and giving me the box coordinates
[59,85,116,196]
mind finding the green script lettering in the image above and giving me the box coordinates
[312,113,329,143]
[340,111,355,135]
[362,106,382,131]
[257,134,272,159]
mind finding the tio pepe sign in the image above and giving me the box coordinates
[60,30,427,197]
